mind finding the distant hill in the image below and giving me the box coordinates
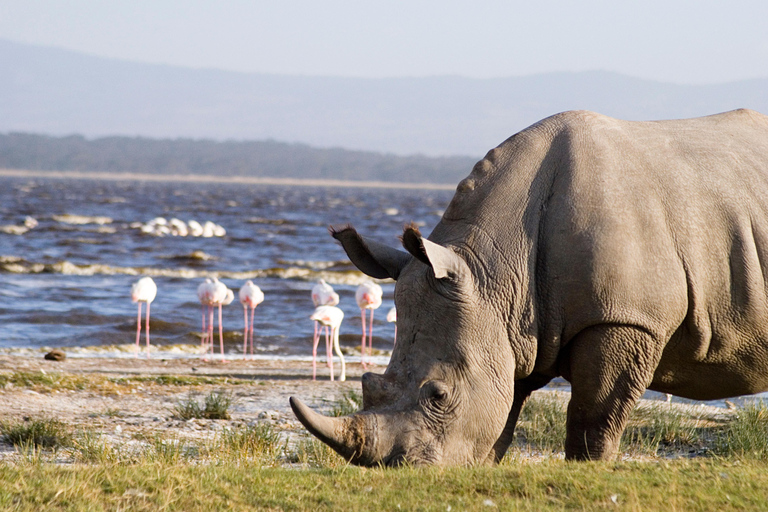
[0,132,477,184]
[1,39,766,158]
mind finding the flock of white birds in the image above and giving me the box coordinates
[130,276,396,381]
[130,217,227,237]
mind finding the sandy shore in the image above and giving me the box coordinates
[0,168,457,190]
[0,354,365,462]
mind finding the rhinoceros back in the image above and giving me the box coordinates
[436,109,768,393]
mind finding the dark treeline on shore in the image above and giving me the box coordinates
[0,132,478,185]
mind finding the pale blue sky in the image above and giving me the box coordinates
[1,1,766,84]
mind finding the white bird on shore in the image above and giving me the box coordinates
[356,281,383,368]
[131,277,157,358]
[311,280,339,375]
[310,305,345,381]
[239,280,264,358]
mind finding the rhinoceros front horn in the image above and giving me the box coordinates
[289,397,375,464]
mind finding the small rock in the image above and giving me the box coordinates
[258,410,281,420]
[44,349,66,361]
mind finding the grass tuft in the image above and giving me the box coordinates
[514,393,568,453]
[290,438,347,468]
[172,390,234,420]
[0,417,73,449]
[622,402,710,456]
[216,423,285,465]
[0,371,89,391]
[330,389,363,417]
[715,400,768,459]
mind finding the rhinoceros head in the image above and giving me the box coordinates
[290,224,517,466]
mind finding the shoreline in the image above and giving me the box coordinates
[0,168,458,191]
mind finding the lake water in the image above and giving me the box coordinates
[0,176,452,362]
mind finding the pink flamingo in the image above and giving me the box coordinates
[387,306,397,346]
[197,278,215,353]
[239,280,264,358]
[310,305,345,381]
[311,280,339,378]
[131,276,157,358]
[355,281,383,368]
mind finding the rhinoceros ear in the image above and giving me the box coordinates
[401,224,468,279]
[330,225,412,280]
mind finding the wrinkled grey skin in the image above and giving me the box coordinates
[291,109,768,465]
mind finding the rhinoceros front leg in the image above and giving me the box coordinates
[564,324,663,461]
[484,374,553,464]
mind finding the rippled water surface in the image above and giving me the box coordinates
[0,176,453,360]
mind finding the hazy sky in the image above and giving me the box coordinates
[1,1,767,84]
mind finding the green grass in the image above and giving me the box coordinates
[1,459,768,511]
[172,391,235,420]
[6,385,768,510]
[0,371,90,391]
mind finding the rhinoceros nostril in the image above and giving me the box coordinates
[362,372,399,409]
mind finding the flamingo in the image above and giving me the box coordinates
[387,306,397,346]
[355,281,383,368]
[210,278,231,357]
[311,280,339,378]
[131,277,157,358]
[310,305,345,381]
[239,280,264,358]
[197,278,215,352]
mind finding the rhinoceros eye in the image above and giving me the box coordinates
[420,380,450,405]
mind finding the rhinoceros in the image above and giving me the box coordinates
[290,109,768,465]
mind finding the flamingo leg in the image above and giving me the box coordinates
[312,321,320,380]
[393,325,397,347]
[360,308,367,369]
[325,325,332,368]
[218,304,225,357]
[249,306,256,355]
[243,306,249,359]
[208,306,215,356]
[368,308,375,363]
[135,302,143,357]
[145,301,151,358]
[333,326,346,382]
[327,327,334,381]
[201,305,208,351]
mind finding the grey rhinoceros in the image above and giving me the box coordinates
[290,109,768,465]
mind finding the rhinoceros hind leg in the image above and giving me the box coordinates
[564,324,663,461]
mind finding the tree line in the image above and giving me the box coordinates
[0,132,477,184]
